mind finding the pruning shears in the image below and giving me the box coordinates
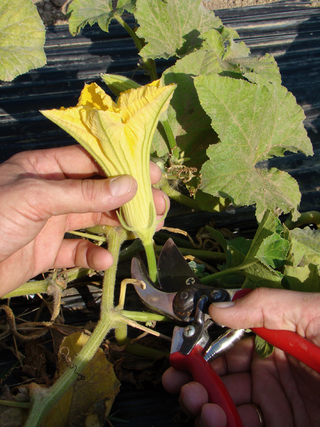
[131,238,320,427]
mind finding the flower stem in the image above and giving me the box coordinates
[143,239,158,283]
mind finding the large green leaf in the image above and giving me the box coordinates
[135,0,222,59]
[152,49,219,166]
[69,0,136,35]
[0,0,46,82]
[195,74,313,220]
[152,28,282,180]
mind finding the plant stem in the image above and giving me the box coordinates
[143,239,158,283]
[284,210,320,229]
[24,310,116,427]
[200,266,245,285]
[168,246,226,262]
[159,177,200,210]
[162,120,177,152]
[67,230,107,242]
[113,13,158,81]
[25,227,127,427]
[101,227,127,312]
[120,310,169,323]
[125,340,169,359]
[2,268,93,299]
[0,400,30,408]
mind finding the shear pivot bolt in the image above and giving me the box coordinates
[184,325,195,338]
[186,277,196,286]
[179,291,189,300]
[210,289,223,301]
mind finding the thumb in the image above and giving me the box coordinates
[208,287,320,339]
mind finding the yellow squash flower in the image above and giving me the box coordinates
[41,80,175,248]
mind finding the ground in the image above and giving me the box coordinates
[32,0,281,26]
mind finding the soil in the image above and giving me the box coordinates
[32,0,281,26]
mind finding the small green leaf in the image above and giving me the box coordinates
[0,0,46,82]
[68,0,136,35]
[135,0,222,60]
[256,233,290,269]
[195,74,313,220]
[284,264,320,292]
[288,227,320,267]
[255,335,274,359]
[235,211,284,287]
[101,73,141,97]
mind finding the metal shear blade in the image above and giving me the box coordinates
[131,256,179,321]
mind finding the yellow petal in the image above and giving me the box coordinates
[78,82,117,111]
[41,106,109,174]
[41,80,176,245]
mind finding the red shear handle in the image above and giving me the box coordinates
[170,345,243,427]
[252,327,320,374]
[233,289,320,374]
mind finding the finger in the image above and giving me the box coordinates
[53,239,113,270]
[153,187,169,218]
[162,367,192,394]
[17,175,137,221]
[197,403,227,427]
[237,404,266,427]
[209,287,320,339]
[210,337,255,376]
[150,161,163,185]
[196,403,262,427]
[220,372,251,406]
[64,186,169,232]
[180,381,209,417]
[11,145,103,179]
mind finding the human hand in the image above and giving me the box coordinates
[162,288,320,427]
[0,145,168,297]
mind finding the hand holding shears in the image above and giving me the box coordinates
[131,239,320,427]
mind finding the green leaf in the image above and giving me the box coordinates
[203,26,250,61]
[68,0,136,35]
[235,211,284,287]
[255,335,274,359]
[284,264,320,292]
[152,49,219,165]
[287,227,320,267]
[135,0,222,60]
[227,237,252,268]
[256,233,290,269]
[0,0,46,82]
[195,74,313,221]
[101,73,141,97]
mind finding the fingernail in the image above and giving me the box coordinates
[211,301,235,308]
[110,176,133,197]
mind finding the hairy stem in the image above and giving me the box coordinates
[25,227,127,427]
[143,239,158,283]
[113,13,158,81]
[159,177,200,210]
